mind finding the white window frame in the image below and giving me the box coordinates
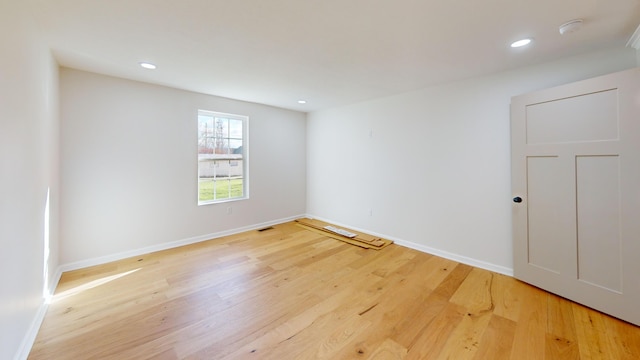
[197,110,249,205]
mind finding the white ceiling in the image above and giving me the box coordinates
[27,0,640,112]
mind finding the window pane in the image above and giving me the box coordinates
[213,160,229,178]
[215,180,231,200]
[198,115,214,154]
[214,118,229,154]
[229,119,243,138]
[230,178,243,198]
[228,159,243,177]
[229,139,242,154]
[198,179,214,202]
[198,159,216,179]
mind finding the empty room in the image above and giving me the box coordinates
[2,0,640,359]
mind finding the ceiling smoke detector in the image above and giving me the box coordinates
[559,19,583,35]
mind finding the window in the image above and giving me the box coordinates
[197,110,248,204]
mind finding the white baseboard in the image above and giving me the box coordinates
[60,214,305,273]
[304,214,514,277]
[393,239,513,276]
[14,267,63,360]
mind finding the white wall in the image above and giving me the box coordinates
[0,1,60,359]
[307,47,638,274]
[60,69,306,266]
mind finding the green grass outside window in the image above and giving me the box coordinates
[199,178,243,202]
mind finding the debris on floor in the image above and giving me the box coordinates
[295,218,393,250]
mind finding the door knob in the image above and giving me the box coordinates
[513,196,522,203]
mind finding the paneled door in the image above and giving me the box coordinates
[511,67,640,326]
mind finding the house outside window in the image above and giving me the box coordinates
[197,110,248,204]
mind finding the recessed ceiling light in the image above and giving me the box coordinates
[511,38,532,48]
[139,62,157,70]
[297,100,307,104]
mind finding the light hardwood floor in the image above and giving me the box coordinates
[29,222,640,359]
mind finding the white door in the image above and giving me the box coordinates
[511,67,640,326]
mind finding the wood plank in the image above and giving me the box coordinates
[393,292,449,350]
[508,284,548,360]
[474,315,517,360]
[405,302,466,359]
[218,287,358,359]
[572,302,625,359]
[436,310,493,359]
[366,338,407,360]
[297,223,376,249]
[288,313,373,360]
[546,293,579,359]
[326,254,434,359]
[491,273,524,322]
[431,262,473,300]
[450,268,494,315]
[609,317,640,360]
[296,217,383,244]
[545,333,580,360]
[295,218,393,249]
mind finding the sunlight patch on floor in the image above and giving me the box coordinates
[53,268,141,302]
